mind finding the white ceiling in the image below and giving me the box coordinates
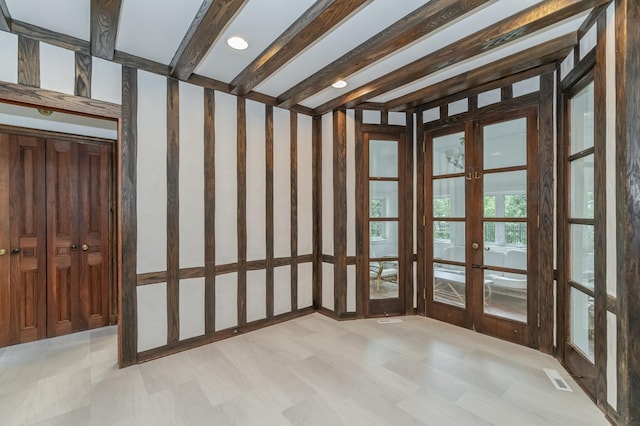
[2,0,591,112]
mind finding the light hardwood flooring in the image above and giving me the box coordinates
[0,313,609,425]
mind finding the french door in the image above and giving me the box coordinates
[425,108,539,347]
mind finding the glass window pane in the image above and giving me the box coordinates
[370,181,398,218]
[570,154,594,219]
[484,171,527,218]
[370,259,398,300]
[570,82,594,154]
[433,221,465,260]
[570,224,594,289]
[483,118,527,169]
[570,288,595,362]
[370,221,398,258]
[484,225,527,261]
[370,140,398,178]
[433,177,465,218]
[484,271,527,323]
[434,263,466,308]
[432,132,465,176]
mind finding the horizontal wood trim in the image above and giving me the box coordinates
[12,19,90,54]
[137,306,315,363]
[0,80,120,119]
[317,306,339,320]
[136,255,314,285]
[322,254,335,264]
[361,124,406,133]
[0,0,10,31]
[347,256,356,265]
[0,124,115,144]
[607,294,617,315]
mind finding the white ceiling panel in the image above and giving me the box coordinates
[255,0,431,97]
[116,0,203,65]
[196,0,316,83]
[299,0,544,108]
[371,13,587,104]
[5,0,90,40]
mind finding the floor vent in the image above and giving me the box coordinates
[377,318,403,324]
[543,368,573,392]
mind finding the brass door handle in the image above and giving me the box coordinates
[0,249,5,256]
[82,244,89,251]
[11,248,20,254]
[471,242,479,250]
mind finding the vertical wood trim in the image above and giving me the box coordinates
[237,97,247,326]
[354,109,364,317]
[555,69,567,362]
[265,105,274,318]
[538,71,555,355]
[501,85,513,101]
[416,116,426,315]
[18,36,40,88]
[615,1,640,422]
[166,78,180,344]
[312,116,322,309]
[0,136,9,347]
[204,88,216,333]
[380,110,389,126]
[74,52,92,98]
[333,109,347,315]
[404,112,414,314]
[593,12,608,411]
[119,66,137,367]
[290,112,298,311]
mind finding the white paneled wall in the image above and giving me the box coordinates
[91,56,122,104]
[297,115,313,255]
[322,263,334,310]
[246,100,266,261]
[322,113,334,256]
[0,32,17,84]
[605,4,617,298]
[214,91,238,265]
[346,110,356,257]
[39,42,75,95]
[179,278,205,340]
[137,283,168,351]
[274,266,292,315]
[298,263,313,309]
[216,273,238,331]
[273,107,291,258]
[246,270,266,323]
[179,82,205,269]
[137,70,167,274]
[347,265,356,312]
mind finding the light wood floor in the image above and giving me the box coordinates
[0,313,609,425]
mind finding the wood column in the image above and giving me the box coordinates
[18,36,39,87]
[290,112,298,311]
[265,105,274,318]
[166,78,180,344]
[354,110,364,317]
[404,112,415,314]
[204,88,216,333]
[237,97,247,326]
[333,109,347,316]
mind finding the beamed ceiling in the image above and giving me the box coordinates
[0,0,608,114]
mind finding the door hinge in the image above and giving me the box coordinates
[537,214,540,229]
[537,312,541,328]
[422,141,426,153]
[422,215,426,226]
[423,287,426,300]
[537,116,539,130]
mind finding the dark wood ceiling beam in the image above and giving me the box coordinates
[170,0,247,81]
[230,0,370,97]
[90,0,122,60]
[314,0,609,114]
[0,0,11,31]
[386,32,578,111]
[276,0,491,109]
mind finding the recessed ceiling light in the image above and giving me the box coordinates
[332,80,348,89]
[227,36,248,51]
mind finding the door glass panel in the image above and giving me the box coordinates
[483,118,527,169]
[484,271,527,323]
[484,222,527,250]
[370,222,398,259]
[369,140,398,178]
[484,171,527,218]
[570,82,595,155]
[432,132,465,176]
[570,287,595,362]
[370,258,398,300]
[570,224,595,289]
[570,154,594,219]
[370,181,398,218]
[433,177,465,218]
[433,221,465,261]
[434,264,466,308]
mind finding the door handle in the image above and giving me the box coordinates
[472,264,488,269]
[11,248,20,254]
[70,244,78,251]
[82,244,89,251]
[471,242,479,250]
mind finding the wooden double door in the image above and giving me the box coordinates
[0,132,112,347]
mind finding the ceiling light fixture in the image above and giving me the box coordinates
[227,36,248,51]
[332,80,348,89]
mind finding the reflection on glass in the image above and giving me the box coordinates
[570,82,595,155]
[370,222,398,259]
[370,181,398,218]
[483,270,527,323]
[483,118,527,169]
[484,171,527,218]
[484,222,527,248]
[433,222,466,258]
[570,288,595,362]
[570,154,594,219]
[370,140,398,178]
[433,132,465,176]
[570,224,594,289]
[369,260,398,300]
[433,177,465,218]
[433,261,466,308]
[433,221,466,307]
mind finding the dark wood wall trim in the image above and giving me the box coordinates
[615,0,640,423]
[120,66,137,367]
[354,110,364,318]
[17,36,39,88]
[415,112,426,315]
[74,53,92,98]
[312,116,322,309]
[236,97,247,326]
[265,105,275,318]
[290,112,299,311]
[166,78,180,344]
[538,71,555,355]
[403,112,415,314]
[333,109,348,316]
[204,88,216,333]
[90,0,122,60]
[137,306,315,363]
[0,0,10,31]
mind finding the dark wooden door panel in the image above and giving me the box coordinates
[8,134,47,344]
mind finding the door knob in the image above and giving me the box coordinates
[0,249,5,256]
[11,248,20,254]
[82,244,89,251]
[471,242,479,250]
[70,244,78,251]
